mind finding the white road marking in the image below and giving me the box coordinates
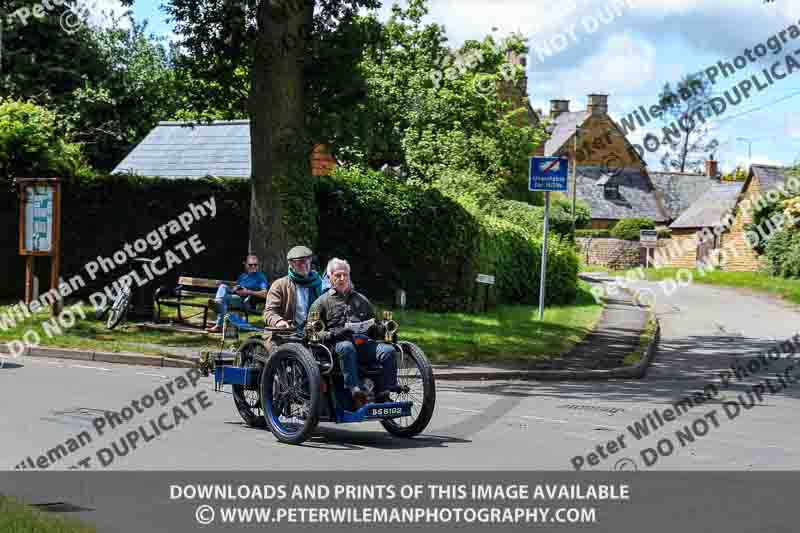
[136,372,168,378]
[520,415,569,424]
[71,365,112,372]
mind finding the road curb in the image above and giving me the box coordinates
[21,346,195,369]
[434,317,660,381]
[434,284,660,382]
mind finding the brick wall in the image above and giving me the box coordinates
[311,144,336,176]
[577,237,642,269]
[662,228,698,269]
[722,176,762,272]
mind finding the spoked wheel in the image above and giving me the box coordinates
[106,286,132,330]
[232,338,268,428]
[261,343,321,445]
[381,341,436,438]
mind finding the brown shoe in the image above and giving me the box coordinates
[351,389,369,410]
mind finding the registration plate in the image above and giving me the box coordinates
[367,404,411,418]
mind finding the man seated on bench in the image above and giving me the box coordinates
[206,255,269,333]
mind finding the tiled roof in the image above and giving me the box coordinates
[649,172,716,220]
[567,166,669,222]
[751,164,795,192]
[669,181,745,229]
[112,121,251,178]
[544,111,587,156]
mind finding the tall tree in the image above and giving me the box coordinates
[159,0,378,278]
[657,73,719,173]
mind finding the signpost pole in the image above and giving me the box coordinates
[539,192,550,321]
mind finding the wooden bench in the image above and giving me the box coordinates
[154,276,265,329]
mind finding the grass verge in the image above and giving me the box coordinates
[629,268,800,305]
[623,311,658,366]
[0,301,211,357]
[382,280,603,364]
[0,496,97,533]
[0,281,602,365]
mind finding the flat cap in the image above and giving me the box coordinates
[287,245,313,260]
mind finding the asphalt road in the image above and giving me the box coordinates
[3,279,800,472]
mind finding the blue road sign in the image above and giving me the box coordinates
[529,157,569,192]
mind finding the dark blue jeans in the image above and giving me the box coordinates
[335,340,399,392]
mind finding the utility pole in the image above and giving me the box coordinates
[736,137,753,164]
[571,126,580,235]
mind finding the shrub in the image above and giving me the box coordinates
[316,165,579,310]
[316,165,480,311]
[575,229,611,238]
[475,215,578,305]
[610,218,655,241]
[488,197,591,239]
[764,228,800,278]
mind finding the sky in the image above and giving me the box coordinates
[119,0,800,174]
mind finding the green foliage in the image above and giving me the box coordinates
[58,14,181,171]
[576,229,612,238]
[335,1,547,202]
[487,197,591,239]
[0,99,93,184]
[317,165,480,311]
[721,165,748,181]
[475,215,579,305]
[316,165,579,310]
[764,228,800,279]
[610,218,655,241]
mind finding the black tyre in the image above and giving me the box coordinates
[106,287,131,330]
[232,338,268,428]
[381,341,436,438]
[261,343,321,445]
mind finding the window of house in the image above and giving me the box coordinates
[604,184,620,200]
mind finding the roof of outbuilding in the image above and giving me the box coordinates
[669,181,745,229]
[751,164,796,193]
[567,166,669,222]
[649,172,716,220]
[111,120,251,178]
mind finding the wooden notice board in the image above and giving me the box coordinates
[17,178,62,310]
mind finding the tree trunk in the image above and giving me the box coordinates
[248,0,315,281]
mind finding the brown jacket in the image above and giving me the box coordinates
[262,276,298,328]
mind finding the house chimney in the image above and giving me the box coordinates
[587,94,608,116]
[549,100,570,120]
[705,156,718,178]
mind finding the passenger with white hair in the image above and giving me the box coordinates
[308,257,399,409]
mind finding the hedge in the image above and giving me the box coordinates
[764,228,800,279]
[317,166,579,310]
[0,175,251,300]
[316,166,480,311]
[2,168,580,312]
[610,218,655,241]
[489,198,591,239]
[475,215,578,305]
